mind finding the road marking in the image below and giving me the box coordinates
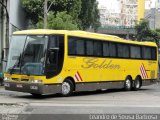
[30,103,160,108]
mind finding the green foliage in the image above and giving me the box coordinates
[21,0,100,30]
[21,0,44,24]
[135,19,160,45]
[21,0,81,29]
[78,0,101,31]
[37,11,79,30]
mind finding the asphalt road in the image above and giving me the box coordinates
[0,83,160,120]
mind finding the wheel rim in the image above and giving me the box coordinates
[62,82,71,95]
[135,80,140,89]
[125,79,131,89]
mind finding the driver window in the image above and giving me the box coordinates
[49,37,59,48]
[47,50,56,64]
[47,36,59,64]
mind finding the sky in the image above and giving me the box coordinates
[97,0,157,10]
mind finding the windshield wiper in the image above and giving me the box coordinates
[9,54,22,74]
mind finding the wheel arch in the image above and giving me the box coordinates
[125,75,133,81]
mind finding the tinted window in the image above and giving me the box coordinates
[117,44,129,58]
[68,36,156,60]
[68,37,85,55]
[103,42,109,57]
[151,47,157,60]
[46,35,64,78]
[94,41,102,56]
[86,40,94,55]
[49,36,59,48]
[130,46,141,59]
[77,39,85,55]
[68,38,76,55]
[109,43,117,57]
[142,47,151,59]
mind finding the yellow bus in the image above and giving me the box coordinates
[4,29,158,96]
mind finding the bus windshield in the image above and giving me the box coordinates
[6,35,48,76]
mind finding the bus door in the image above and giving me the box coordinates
[46,35,64,78]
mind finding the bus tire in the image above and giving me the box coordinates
[133,77,141,91]
[61,80,74,97]
[124,77,132,91]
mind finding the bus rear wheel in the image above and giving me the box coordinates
[124,77,132,91]
[133,77,141,91]
[61,80,74,97]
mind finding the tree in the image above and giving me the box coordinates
[135,19,160,45]
[78,0,101,31]
[21,0,81,28]
[37,11,79,30]
[21,0,100,30]
[21,0,44,24]
[135,19,150,41]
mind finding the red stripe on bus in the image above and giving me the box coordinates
[140,66,145,79]
[75,74,79,81]
[141,65,146,79]
[142,64,148,78]
[77,71,83,81]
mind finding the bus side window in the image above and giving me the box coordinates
[68,37,86,56]
[94,41,102,56]
[68,38,76,55]
[151,47,157,60]
[86,40,94,56]
[76,39,85,55]
[109,43,116,57]
[117,44,129,58]
[103,42,109,57]
[130,46,141,59]
[142,47,151,60]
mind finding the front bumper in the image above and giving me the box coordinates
[4,81,61,95]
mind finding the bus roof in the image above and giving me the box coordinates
[13,29,157,47]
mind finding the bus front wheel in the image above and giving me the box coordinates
[61,80,74,97]
[124,77,132,91]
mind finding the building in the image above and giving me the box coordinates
[120,0,145,27]
[145,0,160,30]
[0,0,28,72]
[99,6,121,27]
[99,0,145,27]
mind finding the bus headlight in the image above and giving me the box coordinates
[30,80,42,83]
[4,77,10,81]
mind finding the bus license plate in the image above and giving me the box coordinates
[17,84,23,88]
